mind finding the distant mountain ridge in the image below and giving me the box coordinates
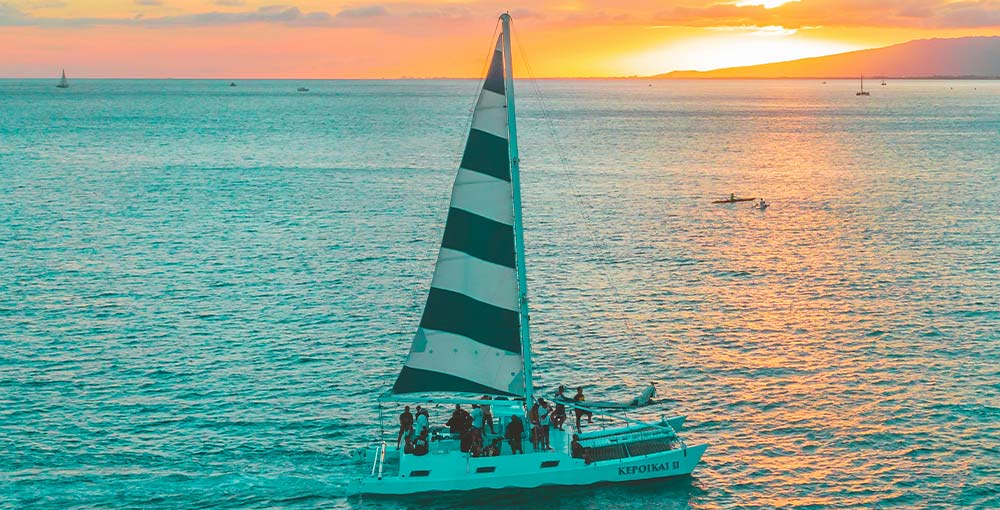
[655,37,1000,79]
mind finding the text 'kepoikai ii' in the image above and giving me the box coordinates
[349,13,707,496]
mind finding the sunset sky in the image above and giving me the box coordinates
[1,0,998,78]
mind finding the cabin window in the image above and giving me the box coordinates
[540,460,559,468]
[409,470,431,477]
[475,466,496,473]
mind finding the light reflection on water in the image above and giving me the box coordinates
[1,78,997,509]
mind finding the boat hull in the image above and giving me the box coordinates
[712,198,755,204]
[349,443,707,496]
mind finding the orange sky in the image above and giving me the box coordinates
[1,1,997,78]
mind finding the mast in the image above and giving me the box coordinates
[500,12,534,408]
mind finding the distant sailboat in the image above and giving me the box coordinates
[881,80,887,86]
[856,74,870,96]
[56,69,69,89]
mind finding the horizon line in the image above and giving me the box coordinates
[4,75,999,80]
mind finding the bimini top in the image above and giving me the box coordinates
[391,31,529,398]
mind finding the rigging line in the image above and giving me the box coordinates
[512,25,644,347]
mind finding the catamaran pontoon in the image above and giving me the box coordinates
[348,13,707,496]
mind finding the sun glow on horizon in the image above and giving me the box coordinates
[735,0,796,7]
[0,0,996,78]
[620,34,862,76]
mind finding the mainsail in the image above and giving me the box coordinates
[391,35,525,397]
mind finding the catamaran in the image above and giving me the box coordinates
[56,69,69,89]
[348,13,707,496]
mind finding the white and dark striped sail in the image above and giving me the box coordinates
[392,36,524,397]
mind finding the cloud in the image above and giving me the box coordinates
[26,0,66,8]
[652,0,1000,29]
[3,0,997,30]
[335,5,386,18]
[0,3,352,27]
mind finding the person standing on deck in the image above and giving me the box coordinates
[414,406,429,439]
[554,385,567,400]
[446,404,471,435]
[471,404,484,436]
[573,387,593,431]
[505,415,524,454]
[397,406,413,448]
[480,396,495,434]
[528,400,541,450]
[537,398,552,451]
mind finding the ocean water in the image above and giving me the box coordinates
[1,78,998,509]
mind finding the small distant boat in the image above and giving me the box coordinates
[856,74,870,96]
[881,80,886,86]
[752,199,769,211]
[712,194,755,204]
[56,69,69,89]
[229,82,237,87]
[297,87,310,92]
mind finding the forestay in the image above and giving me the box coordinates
[391,36,524,397]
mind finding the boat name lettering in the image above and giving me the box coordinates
[618,462,670,476]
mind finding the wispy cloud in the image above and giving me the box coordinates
[0,3,390,27]
[134,0,164,6]
[335,5,386,18]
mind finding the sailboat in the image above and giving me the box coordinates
[856,74,870,96]
[348,13,707,496]
[56,69,69,89]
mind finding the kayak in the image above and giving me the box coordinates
[712,197,755,204]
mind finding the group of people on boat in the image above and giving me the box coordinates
[553,385,594,431]
[393,386,601,458]
[396,405,431,455]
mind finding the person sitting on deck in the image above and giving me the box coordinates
[445,404,471,435]
[468,429,484,457]
[481,438,502,457]
[551,403,567,430]
[397,406,413,448]
[570,434,590,464]
[505,415,524,454]
[573,387,593,431]
[730,193,735,201]
[412,429,429,456]
[402,428,416,455]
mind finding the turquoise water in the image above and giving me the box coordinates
[1,79,998,509]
